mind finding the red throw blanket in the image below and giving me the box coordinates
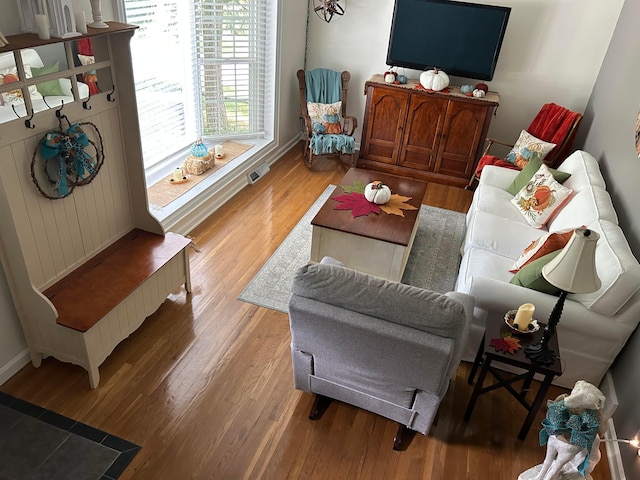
[474,103,581,179]
[527,103,581,159]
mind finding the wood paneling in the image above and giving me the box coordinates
[0,147,611,480]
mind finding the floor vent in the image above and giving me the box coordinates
[247,164,270,184]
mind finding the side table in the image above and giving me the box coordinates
[463,315,563,440]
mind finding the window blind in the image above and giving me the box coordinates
[122,0,270,169]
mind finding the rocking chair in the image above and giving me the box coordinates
[467,103,582,189]
[297,68,358,167]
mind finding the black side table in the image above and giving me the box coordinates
[463,315,563,440]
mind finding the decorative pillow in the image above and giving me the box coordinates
[31,62,65,97]
[77,53,100,94]
[1,65,43,105]
[308,101,342,134]
[509,250,562,295]
[506,153,571,196]
[510,226,581,273]
[505,130,556,169]
[511,164,573,229]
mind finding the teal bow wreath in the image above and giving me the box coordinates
[31,118,104,199]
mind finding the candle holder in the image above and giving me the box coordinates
[88,0,109,29]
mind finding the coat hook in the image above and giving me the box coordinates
[12,104,35,129]
[82,90,92,110]
[107,84,116,102]
[55,100,65,118]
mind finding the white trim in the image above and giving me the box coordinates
[605,418,627,480]
[599,371,625,480]
[153,137,299,235]
[0,349,30,387]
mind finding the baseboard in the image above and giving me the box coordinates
[160,138,299,235]
[605,418,626,480]
[0,348,30,387]
[600,371,625,480]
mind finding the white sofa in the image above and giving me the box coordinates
[0,48,89,123]
[455,150,640,388]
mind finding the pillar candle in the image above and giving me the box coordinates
[513,303,535,332]
[75,11,88,34]
[35,14,50,40]
[172,168,183,182]
[214,144,224,158]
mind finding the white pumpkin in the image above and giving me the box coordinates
[419,68,450,92]
[472,88,486,98]
[364,181,392,204]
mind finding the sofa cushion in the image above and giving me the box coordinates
[506,154,571,196]
[464,210,543,258]
[511,164,573,229]
[293,262,466,338]
[546,185,618,232]
[556,150,606,191]
[510,227,577,272]
[509,250,562,295]
[569,220,640,315]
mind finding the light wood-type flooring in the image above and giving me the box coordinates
[1,146,611,479]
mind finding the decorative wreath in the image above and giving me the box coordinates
[30,116,104,200]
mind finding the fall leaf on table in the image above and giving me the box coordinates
[332,192,380,217]
[341,179,367,194]
[489,334,522,354]
[380,194,418,217]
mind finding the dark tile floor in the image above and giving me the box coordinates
[0,391,140,480]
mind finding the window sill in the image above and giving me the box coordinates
[145,138,272,234]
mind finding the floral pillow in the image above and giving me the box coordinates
[510,226,581,272]
[307,101,342,134]
[511,163,573,229]
[505,130,556,169]
[1,65,43,105]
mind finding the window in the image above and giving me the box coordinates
[118,0,272,170]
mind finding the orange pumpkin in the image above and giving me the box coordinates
[533,185,554,211]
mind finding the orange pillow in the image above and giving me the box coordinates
[510,226,583,273]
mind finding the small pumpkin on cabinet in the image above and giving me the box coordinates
[364,181,392,204]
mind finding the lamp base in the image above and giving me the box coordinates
[524,342,557,365]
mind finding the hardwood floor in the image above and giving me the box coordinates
[1,146,611,480]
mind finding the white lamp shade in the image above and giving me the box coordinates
[542,228,601,294]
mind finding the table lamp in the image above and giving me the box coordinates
[525,228,601,364]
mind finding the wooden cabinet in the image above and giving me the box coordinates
[358,77,499,188]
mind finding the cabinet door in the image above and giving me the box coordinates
[399,94,448,171]
[360,86,408,165]
[435,101,490,178]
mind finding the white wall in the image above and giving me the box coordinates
[305,0,624,149]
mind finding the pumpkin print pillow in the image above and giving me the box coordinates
[1,65,43,106]
[505,130,556,169]
[307,101,342,134]
[510,163,573,229]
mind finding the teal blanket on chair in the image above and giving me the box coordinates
[310,134,354,155]
[305,69,342,104]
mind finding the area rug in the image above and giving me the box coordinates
[238,185,466,313]
[147,141,253,207]
[0,391,140,480]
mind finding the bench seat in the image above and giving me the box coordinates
[29,229,192,388]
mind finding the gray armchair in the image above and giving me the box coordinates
[288,258,474,450]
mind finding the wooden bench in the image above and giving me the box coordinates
[31,229,192,388]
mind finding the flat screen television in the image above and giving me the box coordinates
[386,0,511,81]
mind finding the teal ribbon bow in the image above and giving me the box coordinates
[539,400,600,476]
[39,123,95,197]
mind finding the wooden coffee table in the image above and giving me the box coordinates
[310,168,427,281]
